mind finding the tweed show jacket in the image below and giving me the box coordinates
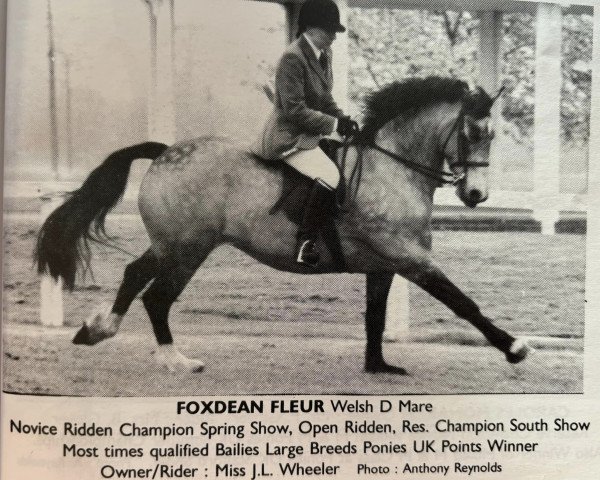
[251,35,344,160]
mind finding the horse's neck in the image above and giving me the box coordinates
[345,104,459,198]
[375,104,458,180]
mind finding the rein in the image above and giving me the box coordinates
[368,110,471,185]
[339,112,461,204]
[369,143,458,185]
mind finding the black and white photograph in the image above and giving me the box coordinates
[2,0,593,396]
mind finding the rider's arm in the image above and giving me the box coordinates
[322,96,344,120]
[276,53,337,135]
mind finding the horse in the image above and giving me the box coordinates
[36,76,531,375]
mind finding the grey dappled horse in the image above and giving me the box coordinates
[36,77,531,374]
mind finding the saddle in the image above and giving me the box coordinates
[265,139,348,270]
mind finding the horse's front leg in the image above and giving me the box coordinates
[365,272,407,374]
[399,261,531,364]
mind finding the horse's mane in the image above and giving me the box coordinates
[361,76,494,142]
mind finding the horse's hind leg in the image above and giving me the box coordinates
[365,272,407,374]
[142,246,210,373]
[400,262,531,364]
[73,249,158,345]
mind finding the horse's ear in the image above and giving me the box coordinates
[492,85,506,103]
[463,85,493,118]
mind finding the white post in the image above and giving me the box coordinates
[332,0,349,111]
[533,3,562,235]
[39,194,65,327]
[384,276,410,342]
[479,11,502,95]
[479,11,503,185]
[148,0,176,143]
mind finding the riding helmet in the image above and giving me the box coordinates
[297,0,346,35]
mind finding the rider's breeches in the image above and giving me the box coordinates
[283,148,340,188]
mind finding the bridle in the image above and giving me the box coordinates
[368,107,492,186]
[341,108,488,202]
[340,87,504,202]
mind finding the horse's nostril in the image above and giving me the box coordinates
[469,189,482,202]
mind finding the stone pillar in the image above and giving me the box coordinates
[533,3,563,235]
[479,10,503,186]
[147,0,176,144]
[331,0,350,111]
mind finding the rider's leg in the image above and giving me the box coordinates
[283,148,340,188]
[284,149,340,266]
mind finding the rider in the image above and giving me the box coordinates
[251,0,359,267]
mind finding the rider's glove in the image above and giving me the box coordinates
[336,116,359,138]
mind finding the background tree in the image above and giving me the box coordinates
[347,9,592,145]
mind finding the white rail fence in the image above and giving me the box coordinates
[4,181,587,340]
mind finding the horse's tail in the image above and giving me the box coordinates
[35,141,168,290]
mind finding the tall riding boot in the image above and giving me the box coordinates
[295,178,336,267]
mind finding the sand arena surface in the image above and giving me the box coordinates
[2,216,584,395]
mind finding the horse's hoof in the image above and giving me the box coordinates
[365,361,408,375]
[155,345,205,373]
[73,324,94,345]
[505,338,533,364]
[73,317,120,346]
[159,358,205,374]
[189,360,205,373]
[73,303,120,346]
[73,323,110,346]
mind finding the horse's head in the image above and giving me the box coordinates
[443,86,499,208]
[361,78,502,207]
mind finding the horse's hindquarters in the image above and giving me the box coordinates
[137,138,236,250]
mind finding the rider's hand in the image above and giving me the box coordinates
[336,116,359,138]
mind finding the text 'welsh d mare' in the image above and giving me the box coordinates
[36,77,531,374]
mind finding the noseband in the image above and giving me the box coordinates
[440,110,490,184]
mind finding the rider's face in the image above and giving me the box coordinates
[307,27,336,50]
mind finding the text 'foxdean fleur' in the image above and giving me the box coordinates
[176,399,432,414]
